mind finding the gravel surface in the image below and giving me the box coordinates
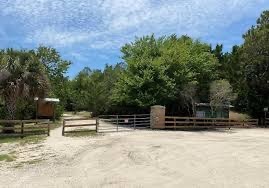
[1,126,269,188]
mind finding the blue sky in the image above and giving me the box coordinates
[0,0,269,78]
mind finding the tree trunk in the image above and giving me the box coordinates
[3,97,17,133]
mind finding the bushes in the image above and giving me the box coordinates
[0,105,5,119]
[15,99,36,120]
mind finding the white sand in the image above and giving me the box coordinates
[1,127,269,188]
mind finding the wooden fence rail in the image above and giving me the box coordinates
[0,119,51,138]
[165,117,258,129]
[62,118,98,136]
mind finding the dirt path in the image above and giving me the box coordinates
[1,127,269,187]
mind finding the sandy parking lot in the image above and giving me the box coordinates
[1,127,269,188]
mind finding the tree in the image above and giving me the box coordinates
[209,80,236,114]
[180,82,198,116]
[112,34,218,115]
[36,46,71,107]
[69,63,124,115]
[240,10,269,118]
[0,49,50,120]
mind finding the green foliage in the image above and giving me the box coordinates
[0,49,50,119]
[112,35,218,115]
[0,98,5,119]
[0,47,70,120]
[68,63,124,116]
[15,98,35,120]
[36,46,71,107]
[1,9,269,120]
[209,10,269,118]
[54,104,64,120]
[0,154,15,162]
[240,10,269,118]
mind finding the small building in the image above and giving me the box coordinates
[34,97,60,121]
[195,103,232,118]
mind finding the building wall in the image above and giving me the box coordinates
[196,106,229,118]
[37,101,54,117]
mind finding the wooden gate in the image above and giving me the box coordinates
[62,118,98,136]
[98,114,150,133]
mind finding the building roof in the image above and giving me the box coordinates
[195,103,234,108]
[34,97,60,103]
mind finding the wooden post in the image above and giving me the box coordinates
[47,122,50,136]
[35,100,38,121]
[62,120,65,136]
[21,121,24,138]
[96,118,99,133]
[116,115,119,132]
[53,103,56,122]
[134,114,136,130]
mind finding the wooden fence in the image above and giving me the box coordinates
[62,118,98,136]
[165,117,258,129]
[0,119,51,137]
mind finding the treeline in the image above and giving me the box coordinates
[67,35,229,116]
[67,10,269,118]
[0,10,269,119]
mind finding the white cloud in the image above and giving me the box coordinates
[0,0,268,48]
[26,27,93,47]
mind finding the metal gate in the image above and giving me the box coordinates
[98,114,150,133]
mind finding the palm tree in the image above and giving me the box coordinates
[0,50,50,122]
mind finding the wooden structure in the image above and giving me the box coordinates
[62,118,99,136]
[149,105,258,129]
[165,117,258,129]
[35,97,59,121]
[0,119,51,138]
[195,103,231,118]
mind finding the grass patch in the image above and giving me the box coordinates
[50,120,62,130]
[65,129,97,137]
[0,154,16,162]
[0,120,61,144]
[64,111,92,118]
[0,135,46,144]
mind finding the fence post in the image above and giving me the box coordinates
[116,115,119,132]
[174,117,176,130]
[62,120,65,136]
[21,121,24,138]
[96,118,99,133]
[134,115,136,130]
[47,121,50,136]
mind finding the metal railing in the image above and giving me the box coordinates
[98,114,150,132]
